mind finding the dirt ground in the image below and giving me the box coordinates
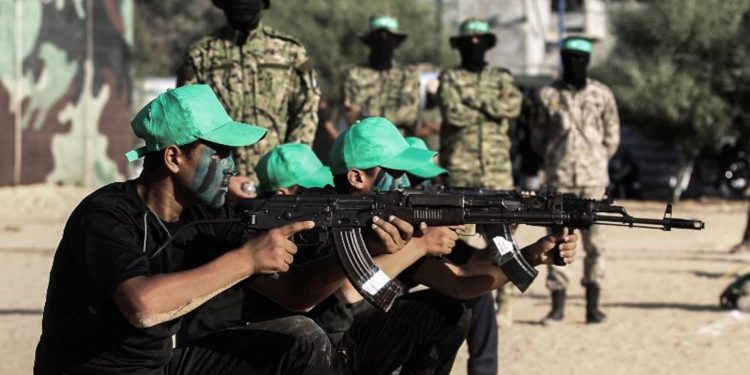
[1,184,749,375]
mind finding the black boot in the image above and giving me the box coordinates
[541,290,566,326]
[586,285,607,324]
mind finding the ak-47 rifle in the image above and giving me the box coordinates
[236,188,705,311]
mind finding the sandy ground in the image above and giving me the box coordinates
[1,184,749,375]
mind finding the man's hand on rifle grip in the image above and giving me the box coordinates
[412,223,459,257]
[241,221,315,276]
[523,231,578,267]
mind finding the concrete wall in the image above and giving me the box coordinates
[0,0,133,187]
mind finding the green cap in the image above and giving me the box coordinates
[125,84,267,162]
[370,16,400,32]
[460,19,491,35]
[329,117,436,175]
[450,18,497,48]
[404,137,448,179]
[562,37,593,54]
[256,143,334,193]
[359,15,407,44]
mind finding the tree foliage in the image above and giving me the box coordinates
[134,0,455,104]
[595,0,750,154]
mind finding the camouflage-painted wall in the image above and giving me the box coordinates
[0,0,133,186]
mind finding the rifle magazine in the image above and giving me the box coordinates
[331,228,404,311]
[485,224,539,292]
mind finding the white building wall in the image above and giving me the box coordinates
[443,0,611,78]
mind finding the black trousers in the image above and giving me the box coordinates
[345,289,471,375]
[166,315,343,375]
[465,293,499,375]
[167,290,470,375]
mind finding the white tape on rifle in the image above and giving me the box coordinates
[361,270,391,295]
[492,236,514,256]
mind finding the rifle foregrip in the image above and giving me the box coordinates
[551,246,566,266]
[551,227,567,267]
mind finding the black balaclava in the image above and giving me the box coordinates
[366,30,397,71]
[223,0,264,32]
[457,37,490,73]
[561,51,590,90]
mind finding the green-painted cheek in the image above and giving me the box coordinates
[190,149,232,207]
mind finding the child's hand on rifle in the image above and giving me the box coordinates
[523,232,579,267]
[366,216,414,255]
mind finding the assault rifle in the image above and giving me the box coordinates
[236,189,704,311]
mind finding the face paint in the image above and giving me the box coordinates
[189,143,237,208]
[410,176,433,189]
[372,168,411,192]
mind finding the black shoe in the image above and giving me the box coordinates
[585,285,607,324]
[586,309,607,324]
[541,290,566,326]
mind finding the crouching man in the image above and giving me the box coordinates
[33,85,335,375]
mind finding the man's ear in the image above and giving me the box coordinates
[347,169,368,190]
[163,145,184,174]
[277,185,300,195]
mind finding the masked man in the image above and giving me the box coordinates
[343,16,421,134]
[530,36,620,325]
[439,17,522,335]
[177,0,320,184]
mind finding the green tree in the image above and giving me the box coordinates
[596,0,750,154]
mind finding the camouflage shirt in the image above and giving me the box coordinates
[438,66,522,190]
[177,24,320,181]
[343,63,420,133]
[530,79,620,188]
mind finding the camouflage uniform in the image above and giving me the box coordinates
[530,78,620,289]
[177,24,320,182]
[343,63,420,133]
[438,66,522,190]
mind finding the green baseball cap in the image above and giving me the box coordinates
[404,137,448,178]
[450,18,497,48]
[561,36,593,54]
[256,143,334,192]
[329,117,436,175]
[359,15,407,45]
[125,84,267,162]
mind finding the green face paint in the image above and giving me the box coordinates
[189,142,236,208]
[372,168,411,192]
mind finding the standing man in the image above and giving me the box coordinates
[438,18,522,374]
[343,15,421,134]
[177,0,320,184]
[530,36,620,325]
[439,18,522,191]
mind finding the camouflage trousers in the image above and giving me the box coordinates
[546,185,607,290]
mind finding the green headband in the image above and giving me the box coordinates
[370,16,399,32]
[461,20,490,35]
[562,38,593,54]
